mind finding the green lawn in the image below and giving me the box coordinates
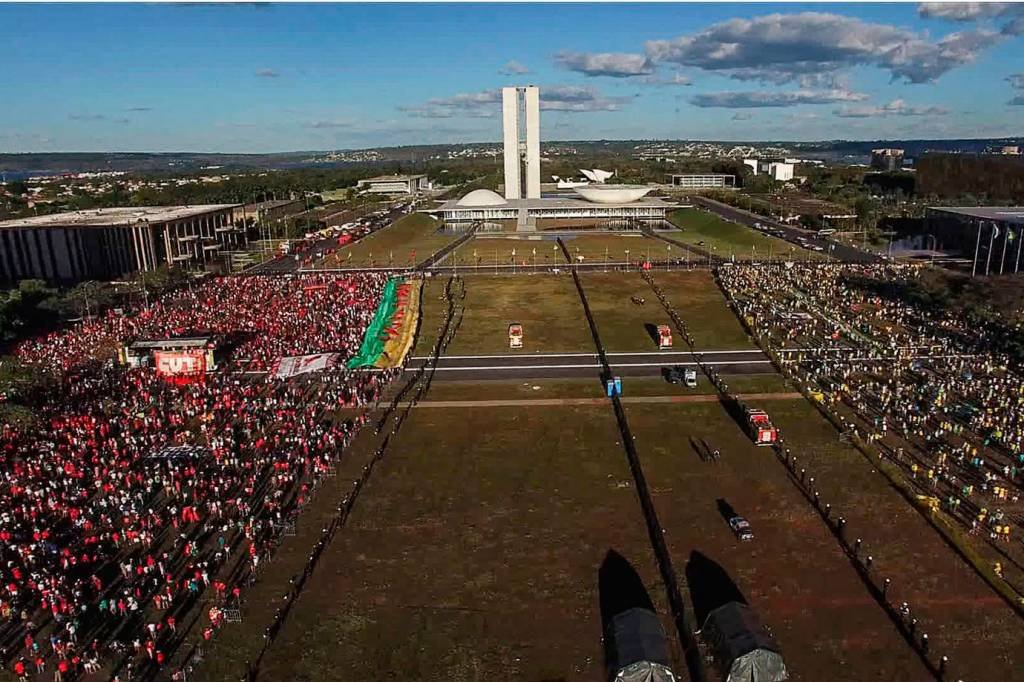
[623,400,930,680]
[415,270,754,356]
[668,208,820,262]
[325,213,456,267]
[255,405,672,681]
[453,237,568,267]
[559,233,660,264]
[442,274,594,355]
[651,270,755,349]
[579,272,673,351]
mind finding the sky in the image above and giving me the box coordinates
[1,2,1023,153]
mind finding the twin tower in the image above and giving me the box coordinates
[502,86,541,200]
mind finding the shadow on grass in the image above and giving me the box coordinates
[685,550,748,628]
[599,549,674,680]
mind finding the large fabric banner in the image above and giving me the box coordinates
[271,353,340,379]
[346,277,402,369]
[154,350,206,376]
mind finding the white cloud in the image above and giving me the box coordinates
[498,60,530,76]
[307,120,352,129]
[833,99,949,118]
[691,88,868,108]
[541,85,632,111]
[918,3,1024,35]
[643,72,693,86]
[918,3,1017,21]
[399,85,630,118]
[645,12,1006,84]
[555,51,654,78]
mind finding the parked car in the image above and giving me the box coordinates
[664,366,686,384]
[728,516,754,541]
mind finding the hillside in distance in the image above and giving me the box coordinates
[2,137,1022,176]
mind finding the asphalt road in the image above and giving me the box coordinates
[407,349,773,380]
[691,196,881,264]
[245,204,410,275]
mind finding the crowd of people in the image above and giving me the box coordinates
[16,273,390,373]
[719,262,1024,595]
[1,272,400,680]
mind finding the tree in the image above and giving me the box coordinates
[4,180,28,197]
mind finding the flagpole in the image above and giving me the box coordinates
[972,222,982,278]
[1016,229,1022,274]
[1000,224,1009,275]
[985,223,997,276]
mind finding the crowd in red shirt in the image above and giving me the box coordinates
[3,272,396,680]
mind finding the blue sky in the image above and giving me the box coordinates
[1,2,1023,152]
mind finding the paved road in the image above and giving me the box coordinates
[691,196,881,264]
[406,349,773,380]
[245,204,410,275]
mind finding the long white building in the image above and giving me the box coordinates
[0,205,242,284]
[669,174,736,189]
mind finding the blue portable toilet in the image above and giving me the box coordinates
[614,376,623,396]
[606,378,616,397]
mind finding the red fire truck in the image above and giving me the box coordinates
[744,406,778,446]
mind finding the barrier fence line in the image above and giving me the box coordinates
[639,225,719,265]
[645,268,959,680]
[570,268,706,682]
[415,224,479,270]
[241,275,465,681]
[712,263,997,681]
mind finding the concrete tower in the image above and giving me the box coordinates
[501,87,521,200]
[501,85,541,200]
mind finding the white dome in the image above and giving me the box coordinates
[457,189,507,207]
[574,185,652,204]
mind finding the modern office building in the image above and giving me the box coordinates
[502,86,541,200]
[355,174,429,195]
[240,198,305,223]
[0,204,242,285]
[926,206,1024,275]
[668,174,736,189]
[871,148,905,171]
[767,162,794,182]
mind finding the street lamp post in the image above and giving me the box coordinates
[985,222,998,276]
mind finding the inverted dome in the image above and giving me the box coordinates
[574,185,652,204]
[457,189,507,207]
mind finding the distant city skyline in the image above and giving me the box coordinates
[2,2,1023,153]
